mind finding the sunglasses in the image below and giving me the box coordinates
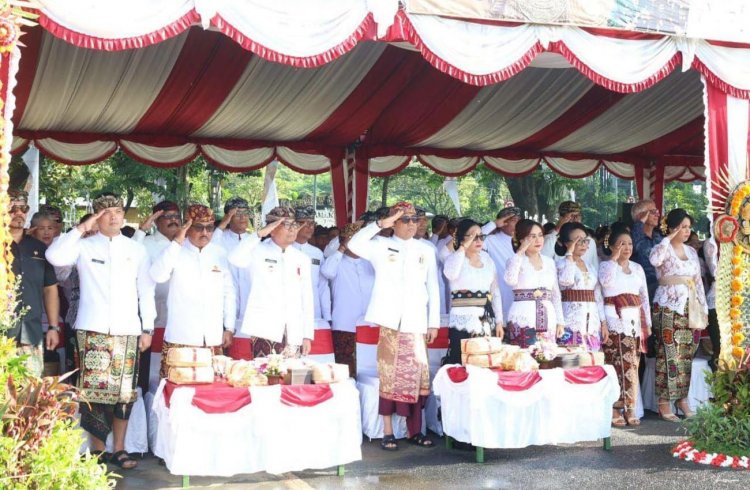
[10,205,30,213]
[398,216,421,224]
[190,224,215,233]
[472,234,487,242]
[647,209,659,215]
[159,213,181,221]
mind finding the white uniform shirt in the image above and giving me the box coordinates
[292,241,331,324]
[599,260,651,336]
[46,228,156,335]
[211,227,252,330]
[347,222,440,334]
[133,229,171,327]
[542,231,599,267]
[228,234,314,346]
[321,251,375,333]
[481,223,516,322]
[150,240,236,346]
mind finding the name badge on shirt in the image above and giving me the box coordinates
[91,258,105,264]
[387,248,399,253]
[311,258,320,266]
[419,255,425,265]
[265,259,278,264]
[211,265,221,273]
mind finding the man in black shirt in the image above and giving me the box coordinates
[6,190,59,376]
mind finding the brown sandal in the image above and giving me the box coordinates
[675,399,695,418]
[624,409,640,426]
[658,401,680,422]
[611,410,626,427]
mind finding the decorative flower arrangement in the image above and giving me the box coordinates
[257,353,285,378]
[672,441,750,470]
[528,341,556,364]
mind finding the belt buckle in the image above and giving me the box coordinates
[533,289,543,299]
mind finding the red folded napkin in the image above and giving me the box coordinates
[446,366,469,383]
[564,366,607,384]
[495,370,542,391]
[163,381,252,413]
[280,384,333,407]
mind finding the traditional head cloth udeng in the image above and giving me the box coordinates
[358,211,377,224]
[39,204,63,222]
[8,189,28,203]
[558,201,581,216]
[497,206,521,220]
[415,207,427,218]
[389,201,415,216]
[223,196,249,214]
[341,222,362,239]
[92,193,123,212]
[186,204,214,224]
[153,200,179,214]
[294,206,315,221]
[375,206,390,220]
[266,206,295,223]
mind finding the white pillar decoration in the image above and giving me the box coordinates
[261,160,279,225]
[443,176,461,215]
[22,145,39,226]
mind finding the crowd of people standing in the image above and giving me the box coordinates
[4,189,714,464]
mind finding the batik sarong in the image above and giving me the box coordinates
[653,304,696,401]
[331,330,356,378]
[508,288,552,348]
[602,333,640,410]
[160,341,224,379]
[76,330,139,442]
[251,336,287,359]
[376,326,430,404]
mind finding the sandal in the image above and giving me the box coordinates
[110,450,138,469]
[611,410,627,427]
[88,450,110,464]
[675,399,695,418]
[624,410,641,426]
[658,401,680,422]
[380,434,399,451]
[408,433,435,448]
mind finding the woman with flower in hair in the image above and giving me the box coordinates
[504,219,563,347]
[650,208,708,421]
[555,222,608,351]
[443,218,504,364]
[599,227,651,427]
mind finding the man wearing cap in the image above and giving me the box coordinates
[213,197,253,332]
[228,207,314,358]
[348,201,440,450]
[541,201,599,266]
[321,222,375,376]
[150,204,236,378]
[482,207,522,321]
[292,206,331,328]
[46,193,155,470]
[5,190,60,377]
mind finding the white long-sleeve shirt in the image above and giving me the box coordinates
[348,222,440,333]
[419,237,447,315]
[481,222,515,322]
[46,228,156,335]
[211,228,253,330]
[150,240,236,346]
[228,234,314,345]
[322,251,375,333]
[598,260,651,336]
[443,249,503,334]
[556,258,605,335]
[503,253,563,334]
[292,241,331,324]
[133,229,171,327]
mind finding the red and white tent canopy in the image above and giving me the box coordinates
[9,0,750,223]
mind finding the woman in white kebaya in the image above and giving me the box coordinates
[443,219,504,364]
[504,219,564,347]
[555,222,608,351]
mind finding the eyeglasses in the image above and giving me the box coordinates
[159,213,181,221]
[647,209,659,215]
[190,224,215,233]
[233,209,250,217]
[280,220,301,230]
[399,216,421,224]
[472,234,487,242]
[10,205,29,213]
[297,220,315,227]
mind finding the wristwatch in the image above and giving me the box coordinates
[48,325,61,332]
[142,329,154,336]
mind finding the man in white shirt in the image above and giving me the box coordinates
[481,207,521,322]
[416,207,446,315]
[429,215,449,246]
[150,204,236,377]
[46,193,155,470]
[321,222,375,376]
[292,206,331,327]
[348,201,440,450]
[212,197,253,332]
[132,200,181,390]
[228,207,314,358]
[541,201,599,266]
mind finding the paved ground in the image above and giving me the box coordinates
[116,412,750,489]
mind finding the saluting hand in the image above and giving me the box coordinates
[258,218,284,238]
[77,210,105,234]
[609,243,622,262]
[460,232,475,250]
[378,210,404,230]
[517,236,532,255]
[139,209,164,232]
[218,208,237,231]
[565,236,580,258]
[667,226,681,242]
[494,214,513,230]
[173,219,192,245]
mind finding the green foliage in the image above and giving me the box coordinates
[684,367,750,457]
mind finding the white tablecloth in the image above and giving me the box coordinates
[152,379,362,476]
[433,365,620,449]
[640,357,712,414]
[356,374,409,439]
